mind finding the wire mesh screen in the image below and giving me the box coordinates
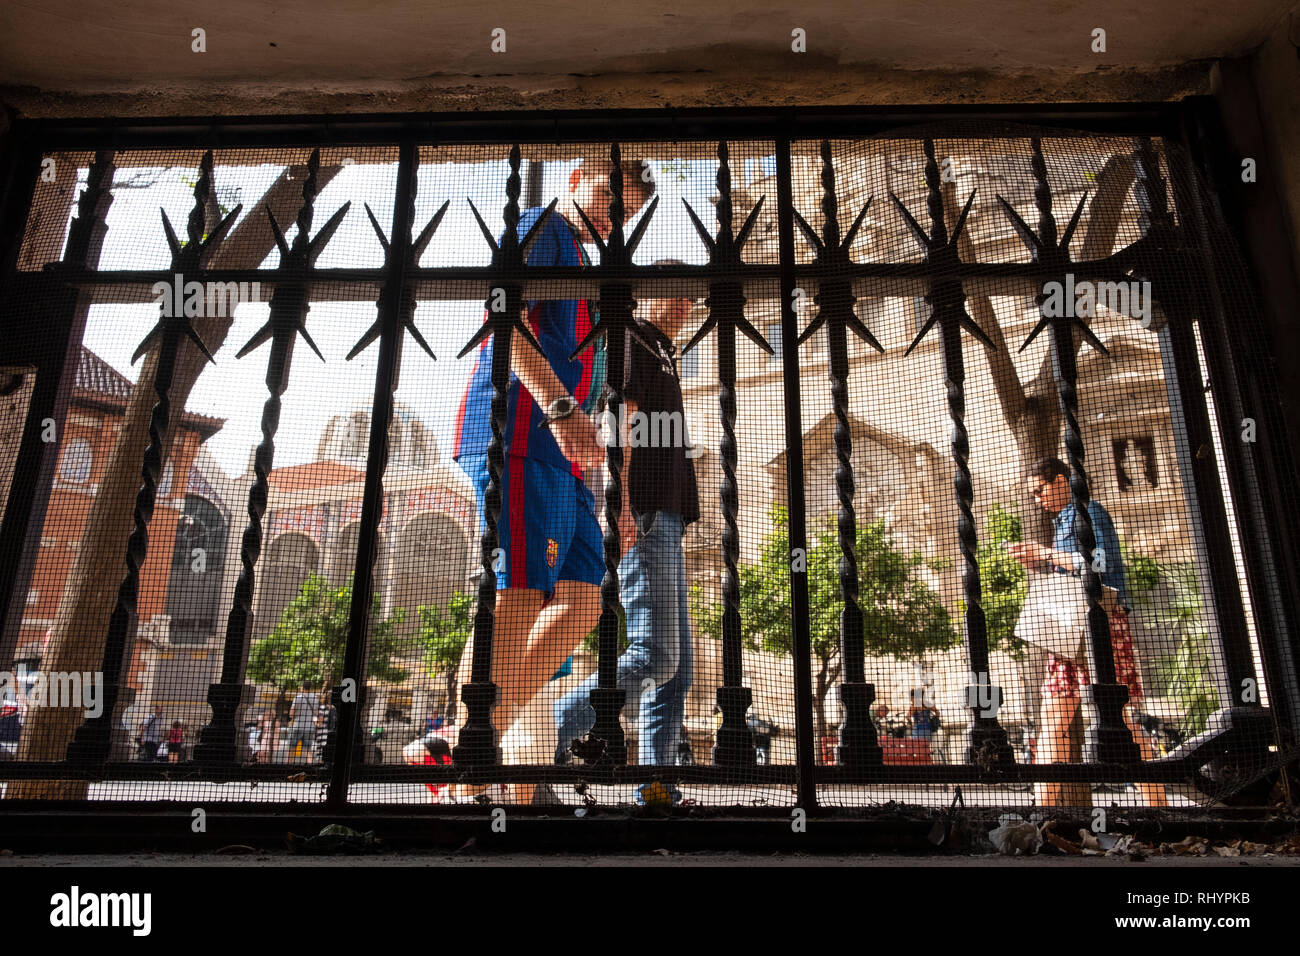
[0,121,1293,816]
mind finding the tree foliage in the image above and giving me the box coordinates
[417,591,474,713]
[972,503,1030,659]
[690,505,958,735]
[1127,557,1219,736]
[417,592,474,679]
[247,573,406,691]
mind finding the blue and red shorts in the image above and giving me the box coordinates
[457,453,603,596]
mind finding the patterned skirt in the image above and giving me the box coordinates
[1042,608,1143,703]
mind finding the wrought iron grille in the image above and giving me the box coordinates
[0,109,1296,818]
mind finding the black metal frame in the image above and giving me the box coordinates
[0,102,1295,821]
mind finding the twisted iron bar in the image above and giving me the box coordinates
[999,138,1138,765]
[892,139,1012,767]
[195,149,349,768]
[567,143,659,764]
[792,141,883,766]
[68,150,236,764]
[453,145,553,767]
[682,141,770,767]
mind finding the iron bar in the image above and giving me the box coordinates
[775,133,820,807]
[67,150,235,765]
[0,149,111,666]
[568,143,660,764]
[681,141,770,767]
[328,139,422,807]
[1131,138,1263,710]
[42,252,1156,294]
[452,145,553,769]
[194,148,348,769]
[792,140,884,769]
[13,104,1181,155]
[893,139,1013,766]
[999,137,1139,765]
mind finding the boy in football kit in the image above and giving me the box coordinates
[451,156,654,801]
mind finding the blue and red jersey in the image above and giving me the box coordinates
[453,206,595,477]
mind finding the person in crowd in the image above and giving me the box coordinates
[314,695,337,764]
[1007,456,1166,807]
[137,703,165,762]
[287,681,320,765]
[551,280,699,806]
[167,720,185,763]
[450,155,654,804]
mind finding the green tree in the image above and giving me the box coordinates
[972,504,1030,658]
[690,505,959,740]
[247,572,407,693]
[580,606,628,659]
[1127,558,1219,737]
[416,592,475,716]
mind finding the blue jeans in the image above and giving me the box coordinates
[554,511,693,768]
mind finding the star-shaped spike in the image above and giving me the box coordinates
[994,196,1043,257]
[951,189,978,246]
[568,179,662,361]
[888,191,932,252]
[159,202,244,265]
[264,202,353,272]
[891,173,995,358]
[456,306,542,361]
[681,198,717,257]
[570,200,608,257]
[348,199,452,362]
[520,198,559,258]
[791,207,824,254]
[1019,309,1109,356]
[453,153,558,364]
[306,203,351,267]
[131,320,216,366]
[732,196,766,252]
[265,204,291,260]
[998,180,1109,358]
[797,300,884,352]
[463,197,559,262]
[160,210,184,260]
[412,199,452,263]
[1058,192,1089,253]
[903,303,940,357]
[679,143,773,359]
[236,200,353,364]
[134,209,243,369]
[841,197,874,251]
[624,195,660,256]
[364,202,390,256]
[680,300,773,357]
[464,197,500,251]
[791,148,880,355]
[570,293,656,361]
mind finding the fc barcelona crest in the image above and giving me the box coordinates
[546,538,559,568]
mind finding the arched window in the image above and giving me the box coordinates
[165,494,228,643]
[59,437,93,483]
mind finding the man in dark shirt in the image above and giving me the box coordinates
[553,271,699,804]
